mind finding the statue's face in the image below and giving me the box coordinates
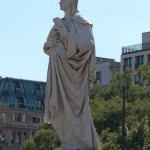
[59,0,71,11]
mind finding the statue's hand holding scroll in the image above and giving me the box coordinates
[53,17,68,43]
[54,27,69,40]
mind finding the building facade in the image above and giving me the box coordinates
[0,77,45,150]
[121,32,150,84]
[95,57,120,87]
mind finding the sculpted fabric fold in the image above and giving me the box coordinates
[44,12,101,150]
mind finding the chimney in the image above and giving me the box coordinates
[142,32,150,50]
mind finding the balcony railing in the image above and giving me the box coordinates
[122,42,150,54]
[0,102,44,111]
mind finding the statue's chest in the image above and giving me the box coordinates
[62,20,71,32]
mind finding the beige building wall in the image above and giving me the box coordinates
[0,108,44,150]
[95,59,120,87]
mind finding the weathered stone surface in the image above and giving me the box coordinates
[43,0,101,149]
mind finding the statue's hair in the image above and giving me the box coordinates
[70,0,79,14]
[75,0,78,9]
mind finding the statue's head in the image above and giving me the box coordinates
[59,0,79,14]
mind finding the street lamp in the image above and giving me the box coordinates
[121,86,126,150]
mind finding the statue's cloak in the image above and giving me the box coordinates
[44,12,101,150]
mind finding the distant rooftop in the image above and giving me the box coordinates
[0,76,44,83]
[122,32,150,55]
[122,42,150,55]
[0,77,46,111]
[96,57,115,63]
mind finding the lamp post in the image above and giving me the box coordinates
[121,86,126,150]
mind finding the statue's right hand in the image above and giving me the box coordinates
[44,39,56,50]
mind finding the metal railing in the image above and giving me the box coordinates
[122,42,150,54]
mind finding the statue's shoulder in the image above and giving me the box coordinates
[72,12,93,26]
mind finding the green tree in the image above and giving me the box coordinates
[100,128,121,150]
[126,116,150,150]
[137,63,150,85]
[107,68,133,99]
[22,138,36,150]
[89,68,150,150]
[22,123,60,150]
[89,84,103,100]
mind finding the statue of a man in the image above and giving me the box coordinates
[43,0,101,149]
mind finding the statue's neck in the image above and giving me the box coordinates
[64,9,72,18]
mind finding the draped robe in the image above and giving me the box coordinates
[44,12,101,150]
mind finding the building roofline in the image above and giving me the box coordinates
[96,56,115,61]
[0,77,45,83]
[142,31,150,34]
[121,48,150,56]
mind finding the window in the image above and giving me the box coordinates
[16,131,21,144]
[0,96,9,107]
[34,84,40,90]
[15,113,26,122]
[95,71,101,84]
[134,74,140,84]
[23,132,27,140]
[138,55,144,65]
[34,84,42,96]
[124,58,132,68]
[14,82,22,94]
[135,55,144,68]
[16,97,24,108]
[148,54,150,63]
[36,99,44,110]
[15,113,22,122]
[33,117,40,123]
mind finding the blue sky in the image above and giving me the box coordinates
[0,0,150,81]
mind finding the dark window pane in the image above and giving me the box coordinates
[125,57,132,68]
[16,97,24,108]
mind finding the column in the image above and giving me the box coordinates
[5,129,12,148]
[132,56,135,71]
[20,131,24,145]
[144,54,148,63]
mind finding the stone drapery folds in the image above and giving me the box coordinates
[44,12,101,150]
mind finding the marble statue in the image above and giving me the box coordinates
[43,0,101,149]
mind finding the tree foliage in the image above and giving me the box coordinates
[137,63,150,85]
[89,68,150,150]
[22,123,60,150]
